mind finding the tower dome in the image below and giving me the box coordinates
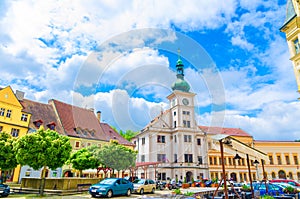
[171,53,190,92]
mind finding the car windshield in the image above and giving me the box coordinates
[98,179,116,185]
[133,179,145,184]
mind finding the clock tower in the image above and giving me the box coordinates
[167,53,197,129]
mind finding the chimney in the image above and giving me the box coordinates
[16,90,25,101]
[97,111,101,122]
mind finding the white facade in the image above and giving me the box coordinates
[133,90,209,182]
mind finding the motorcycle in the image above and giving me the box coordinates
[167,180,182,190]
[156,181,166,190]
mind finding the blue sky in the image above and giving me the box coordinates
[0,0,299,141]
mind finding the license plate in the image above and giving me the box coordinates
[91,189,96,192]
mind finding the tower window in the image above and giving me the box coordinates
[157,135,165,143]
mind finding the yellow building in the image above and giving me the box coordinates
[0,86,31,182]
[254,141,300,181]
[280,0,300,94]
[201,126,260,182]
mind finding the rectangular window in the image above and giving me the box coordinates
[184,135,192,142]
[197,138,201,145]
[228,158,232,166]
[174,111,176,116]
[11,128,19,137]
[183,111,186,115]
[157,154,167,163]
[209,157,213,165]
[294,38,300,54]
[183,111,190,115]
[198,156,203,165]
[184,154,193,163]
[158,173,166,181]
[277,155,282,165]
[75,141,80,148]
[286,155,290,165]
[183,120,187,127]
[157,135,165,143]
[294,156,299,165]
[219,157,222,165]
[6,109,12,118]
[174,121,176,128]
[174,135,177,143]
[242,158,245,166]
[269,155,274,165]
[214,157,217,165]
[0,108,5,116]
[21,113,28,122]
[174,154,177,163]
[187,121,191,128]
[142,137,145,145]
[141,155,145,162]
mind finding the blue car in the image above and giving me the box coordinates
[89,178,133,198]
[0,183,10,197]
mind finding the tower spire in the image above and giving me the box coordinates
[171,49,190,92]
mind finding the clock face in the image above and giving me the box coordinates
[182,98,189,105]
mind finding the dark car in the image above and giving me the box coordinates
[89,178,133,198]
[0,184,10,197]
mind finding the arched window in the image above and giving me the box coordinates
[278,170,286,179]
[271,172,276,179]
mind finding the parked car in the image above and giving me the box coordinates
[0,183,10,197]
[133,179,156,194]
[89,178,133,198]
[252,182,285,196]
[269,179,300,187]
[124,176,138,182]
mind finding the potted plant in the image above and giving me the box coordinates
[284,186,296,194]
[241,184,251,192]
[191,177,196,187]
[212,178,218,187]
[182,177,189,188]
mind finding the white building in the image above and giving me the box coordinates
[132,56,209,183]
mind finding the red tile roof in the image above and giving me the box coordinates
[100,123,134,146]
[51,99,134,146]
[20,99,65,134]
[199,125,252,137]
[51,99,108,140]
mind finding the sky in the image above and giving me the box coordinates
[0,0,299,141]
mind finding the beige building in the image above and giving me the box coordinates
[280,0,300,95]
[254,141,300,181]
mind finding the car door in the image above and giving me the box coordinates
[144,180,150,192]
[113,179,122,195]
[121,178,130,194]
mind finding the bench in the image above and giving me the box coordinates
[77,183,92,192]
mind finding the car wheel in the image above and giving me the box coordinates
[151,188,155,194]
[140,188,144,195]
[107,189,113,198]
[126,188,131,196]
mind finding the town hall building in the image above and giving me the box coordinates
[132,56,209,182]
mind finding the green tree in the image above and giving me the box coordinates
[14,127,72,195]
[0,132,18,183]
[68,146,100,177]
[96,141,137,176]
[111,126,138,141]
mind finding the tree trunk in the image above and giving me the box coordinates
[79,170,83,177]
[39,166,46,196]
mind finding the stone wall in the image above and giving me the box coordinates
[21,177,100,190]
